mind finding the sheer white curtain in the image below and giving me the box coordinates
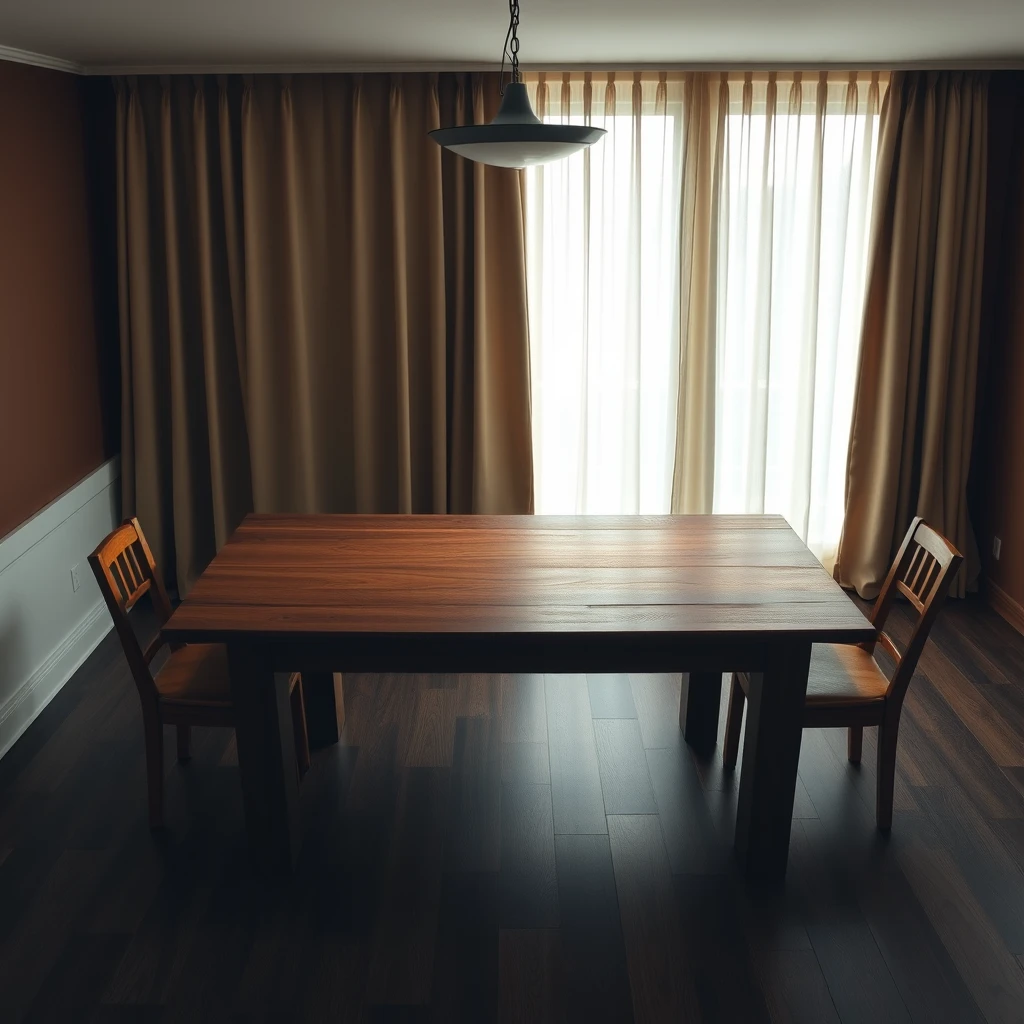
[524,70,885,569]
[713,73,883,568]
[525,73,684,514]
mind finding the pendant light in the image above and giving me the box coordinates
[429,0,606,168]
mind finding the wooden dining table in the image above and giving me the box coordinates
[163,513,874,881]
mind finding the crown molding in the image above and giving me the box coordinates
[2,43,1022,78]
[84,57,1024,77]
[0,43,83,75]
[83,60,500,76]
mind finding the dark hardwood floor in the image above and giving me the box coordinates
[2,597,1024,1022]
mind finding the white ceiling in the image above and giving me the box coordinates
[0,0,1022,73]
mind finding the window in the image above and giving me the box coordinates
[524,72,885,568]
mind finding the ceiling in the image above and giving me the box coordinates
[0,0,1022,73]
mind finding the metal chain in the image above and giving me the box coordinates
[500,0,521,93]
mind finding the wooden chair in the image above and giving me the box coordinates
[89,517,310,829]
[722,517,962,830]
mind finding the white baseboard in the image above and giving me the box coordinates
[0,457,120,762]
[0,603,111,760]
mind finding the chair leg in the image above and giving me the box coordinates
[144,715,165,830]
[847,726,863,764]
[176,724,192,762]
[723,674,745,770]
[876,718,900,831]
[290,675,311,778]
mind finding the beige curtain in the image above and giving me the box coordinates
[671,73,727,515]
[835,72,989,598]
[116,73,533,593]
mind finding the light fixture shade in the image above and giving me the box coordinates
[430,83,606,168]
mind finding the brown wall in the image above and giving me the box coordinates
[0,60,116,540]
[973,72,1024,623]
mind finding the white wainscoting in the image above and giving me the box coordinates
[0,457,120,760]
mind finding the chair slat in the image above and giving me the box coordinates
[111,559,131,602]
[904,546,924,587]
[895,578,926,612]
[907,549,930,595]
[127,545,145,588]
[120,552,139,593]
[918,557,939,600]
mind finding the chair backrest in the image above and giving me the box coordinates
[88,517,174,705]
[867,517,963,705]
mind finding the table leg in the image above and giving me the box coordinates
[679,672,723,755]
[734,642,812,882]
[227,643,301,871]
[302,672,345,749]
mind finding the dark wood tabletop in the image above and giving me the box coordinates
[164,513,872,647]
[164,513,874,880]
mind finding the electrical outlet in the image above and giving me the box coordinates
[71,564,81,592]
[993,536,1002,561]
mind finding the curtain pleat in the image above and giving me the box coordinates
[835,72,989,598]
[115,73,533,593]
[672,72,726,514]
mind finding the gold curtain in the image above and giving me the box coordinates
[116,73,533,593]
[835,72,989,598]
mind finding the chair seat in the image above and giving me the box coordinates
[804,643,889,709]
[156,643,233,708]
[737,642,889,714]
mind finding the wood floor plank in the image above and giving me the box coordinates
[500,675,548,745]
[752,948,841,1024]
[499,929,566,1024]
[897,839,1024,1024]
[645,745,726,874]
[629,674,683,750]
[545,676,607,835]
[103,878,216,1004]
[607,815,700,1023]
[432,872,499,1023]
[457,674,497,719]
[405,688,459,768]
[88,1005,167,1023]
[0,845,62,946]
[554,835,634,1024]
[917,645,1024,767]
[501,742,550,786]
[290,939,368,1022]
[586,675,637,719]
[789,820,913,1024]
[0,848,111,1021]
[856,857,987,1024]
[913,785,1024,953]
[904,675,1024,820]
[674,873,772,1022]
[499,784,558,928]
[593,720,657,815]
[161,856,266,1021]
[25,931,130,1024]
[447,716,501,872]
[365,768,450,1005]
